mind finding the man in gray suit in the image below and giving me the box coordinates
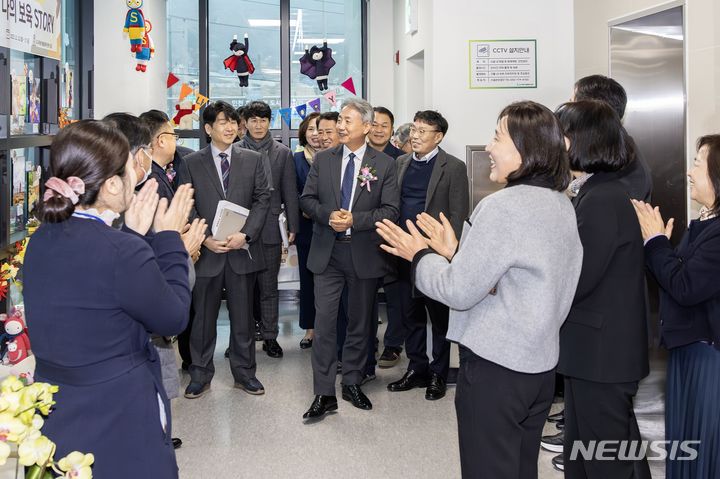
[301,99,400,420]
[179,101,270,399]
[238,101,299,359]
[386,110,469,401]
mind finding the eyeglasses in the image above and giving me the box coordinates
[409,127,440,137]
[157,132,180,141]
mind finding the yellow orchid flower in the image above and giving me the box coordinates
[0,441,11,466]
[1,376,25,394]
[22,383,59,416]
[18,431,55,467]
[0,411,29,443]
[57,451,94,479]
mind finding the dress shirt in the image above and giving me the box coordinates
[338,143,366,235]
[210,143,233,190]
[413,146,439,163]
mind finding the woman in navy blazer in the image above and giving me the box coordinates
[634,134,720,479]
[293,112,321,348]
[23,121,194,478]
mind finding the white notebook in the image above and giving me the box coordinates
[212,200,249,245]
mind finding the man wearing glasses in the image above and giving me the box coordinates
[386,110,469,401]
[140,110,182,201]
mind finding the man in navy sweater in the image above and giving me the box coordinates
[386,110,469,401]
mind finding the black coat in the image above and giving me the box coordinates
[300,145,399,279]
[558,172,649,383]
[645,216,720,350]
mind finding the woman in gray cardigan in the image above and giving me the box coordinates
[377,101,583,479]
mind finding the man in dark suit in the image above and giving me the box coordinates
[300,99,399,419]
[139,110,179,201]
[368,106,404,160]
[238,101,299,358]
[386,110,469,400]
[179,101,270,398]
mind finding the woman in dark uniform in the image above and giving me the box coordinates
[634,134,720,479]
[23,120,194,478]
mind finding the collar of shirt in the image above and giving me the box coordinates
[343,143,367,162]
[413,147,439,163]
[211,143,233,162]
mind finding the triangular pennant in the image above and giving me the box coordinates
[279,108,293,128]
[308,98,321,112]
[179,83,193,101]
[167,73,180,89]
[324,90,337,107]
[195,94,209,108]
[340,77,356,95]
[295,104,307,120]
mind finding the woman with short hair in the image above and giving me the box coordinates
[377,101,583,478]
[634,134,720,479]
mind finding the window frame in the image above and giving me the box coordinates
[179,0,367,148]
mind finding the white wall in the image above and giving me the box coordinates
[387,0,575,158]
[574,0,720,216]
[93,1,168,118]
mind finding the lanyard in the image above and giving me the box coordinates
[72,211,107,225]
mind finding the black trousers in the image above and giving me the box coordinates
[398,260,450,378]
[312,241,377,395]
[456,347,554,479]
[177,301,194,365]
[189,262,256,385]
[238,75,249,87]
[382,279,406,350]
[296,240,315,330]
[563,377,651,479]
[256,243,282,340]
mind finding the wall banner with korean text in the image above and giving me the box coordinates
[1,0,62,60]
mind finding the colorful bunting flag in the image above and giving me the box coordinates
[324,90,337,106]
[167,73,180,89]
[308,98,321,113]
[179,83,193,101]
[295,104,307,120]
[279,108,293,127]
[340,77,356,95]
[195,94,209,108]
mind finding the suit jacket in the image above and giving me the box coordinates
[300,144,400,279]
[382,142,405,160]
[617,135,653,202]
[147,161,175,201]
[293,151,313,247]
[257,141,300,245]
[558,172,649,383]
[396,147,470,238]
[644,217,720,351]
[179,144,270,277]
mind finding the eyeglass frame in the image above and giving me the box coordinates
[156,132,184,145]
[409,126,441,137]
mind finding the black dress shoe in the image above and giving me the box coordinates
[303,395,338,420]
[172,437,182,449]
[341,384,372,410]
[234,377,265,395]
[263,339,284,358]
[377,347,402,368]
[300,337,313,349]
[387,370,430,392]
[551,454,564,471]
[224,347,230,358]
[425,373,447,400]
[540,431,564,453]
[547,409,564,423]
[184,381,210,399]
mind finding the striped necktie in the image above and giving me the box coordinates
[219,152,230,193]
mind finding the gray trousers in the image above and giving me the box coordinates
[257,243,282,340]
[189,262,257,385]
[312,241,378,396]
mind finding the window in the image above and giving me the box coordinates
[290,0,363,128]
[209,0,282,123]
[167,0,200,129]
[61,0,80,120]
[165,0,365,144]
[9,148,41,243]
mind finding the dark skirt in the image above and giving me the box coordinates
[666,341,720,479]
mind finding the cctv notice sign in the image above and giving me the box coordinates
[1,0,62,60]
[469,39,537,89]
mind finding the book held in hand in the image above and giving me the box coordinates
[212,200,249,247]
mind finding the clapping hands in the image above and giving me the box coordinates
[375,212,459,262]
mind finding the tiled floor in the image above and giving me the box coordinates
[172,300,665,478]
